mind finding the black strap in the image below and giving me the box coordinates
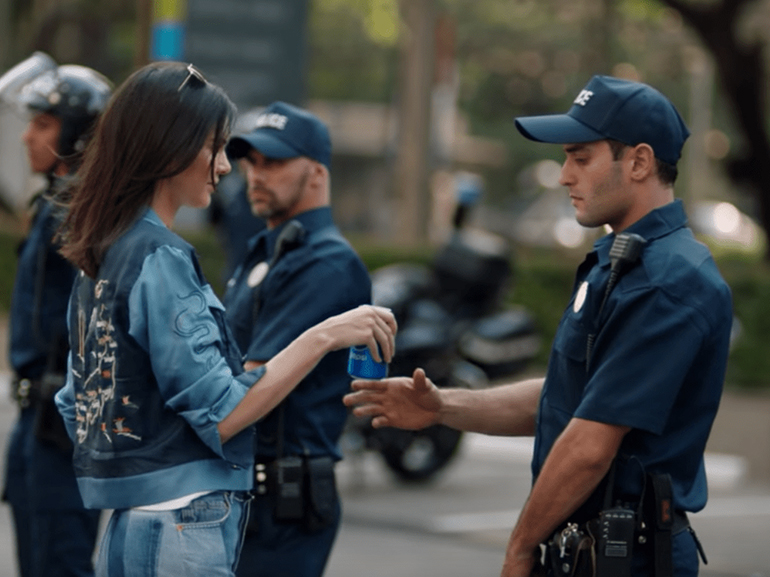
[649,473,674,577]
[602,458,619,510]
[586,233,646,371]
[260,221,306,460]
[251,220,305,323]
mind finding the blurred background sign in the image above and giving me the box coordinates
[179,0,309,108]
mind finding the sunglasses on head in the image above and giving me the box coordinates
[177,63,207,92]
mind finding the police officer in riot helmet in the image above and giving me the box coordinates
[1,55,111,577]
[20,62,112,175]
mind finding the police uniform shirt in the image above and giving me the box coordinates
[10,191,76,379]
[224,207,371,460]
[533,200,732,516]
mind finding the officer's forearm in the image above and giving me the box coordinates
[506,418,629,556]
[439,378,543,436]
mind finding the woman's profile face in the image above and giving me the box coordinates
[162,133,232,211]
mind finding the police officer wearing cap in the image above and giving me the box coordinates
[344,76,732,577]
[223,102,371,577]
[1,55,111,577]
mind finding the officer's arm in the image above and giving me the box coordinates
[438,377,543,436]
[345,370,543,436]
[244,360,265,371]
[501,417,630,577]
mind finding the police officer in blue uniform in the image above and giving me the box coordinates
[344,76,733,577]
[224,102,372,577]
[1,57,111,577]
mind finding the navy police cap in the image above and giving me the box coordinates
[515,75,690,166]
[227,101,331,169]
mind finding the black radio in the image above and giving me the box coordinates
[592,506,636,576]
[273,455,304,521]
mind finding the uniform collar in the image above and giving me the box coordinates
[594,199,688,267]
[249,206,333,256]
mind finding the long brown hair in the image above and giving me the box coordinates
[59,62,236,278]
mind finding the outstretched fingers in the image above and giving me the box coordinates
[412,367,429,391]
[343,378,395,426]
[343,370,441,431]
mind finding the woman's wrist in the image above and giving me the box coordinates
[300,323,336,357]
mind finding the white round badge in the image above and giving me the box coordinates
[573,281,589,313]
[247,262,270,288]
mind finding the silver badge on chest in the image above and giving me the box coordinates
[247,262,270,288]
[573,281,589,313]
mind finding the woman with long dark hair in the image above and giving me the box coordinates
[55,62,395,576]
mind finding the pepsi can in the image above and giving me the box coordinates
[347,345,388,379]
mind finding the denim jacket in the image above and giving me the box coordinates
[56,208,261,509]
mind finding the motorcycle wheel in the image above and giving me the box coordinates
[378,424,463,482]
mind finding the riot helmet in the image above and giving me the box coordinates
[18,62,112,161]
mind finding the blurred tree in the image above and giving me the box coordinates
[4,0,135,82]
[661,0,770,260]
[308,0,400,102]
[5,0,770,254]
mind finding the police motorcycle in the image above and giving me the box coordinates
[343,173,541,482]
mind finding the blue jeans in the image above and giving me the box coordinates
[96,491,250,577]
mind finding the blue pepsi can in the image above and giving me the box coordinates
[347,345,388,379]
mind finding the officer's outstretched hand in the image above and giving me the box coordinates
[344,368,441,430]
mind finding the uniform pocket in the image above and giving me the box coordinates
[546,314,590,413]
[552,314,589,365]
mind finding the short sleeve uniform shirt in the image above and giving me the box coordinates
[224,207,371,459]
[533,200,732,516]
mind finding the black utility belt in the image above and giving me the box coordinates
[542,507,699,577]
[12,373,65,408]
[541,471,708,577]
[11,373,72,452]
[251,455,337,533]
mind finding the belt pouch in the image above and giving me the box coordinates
[546,522,594,577]
[272,455,305,521]
[304,456,336,533]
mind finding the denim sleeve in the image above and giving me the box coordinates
[127,245,261,459]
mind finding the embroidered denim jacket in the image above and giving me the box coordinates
[56,208,260,509]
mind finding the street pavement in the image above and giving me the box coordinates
[0,371,768,576]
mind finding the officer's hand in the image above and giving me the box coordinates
[343,368,441,430]
[500,546,538,577]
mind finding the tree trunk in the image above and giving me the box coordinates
[662,0,770,259]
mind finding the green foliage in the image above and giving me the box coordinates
[717,257,770,389]
[0,230,19,312]
[504,247,579,367]
[307,0,400,102]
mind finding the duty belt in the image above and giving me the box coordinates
[11,374,65,408]
[11,377,41,408]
